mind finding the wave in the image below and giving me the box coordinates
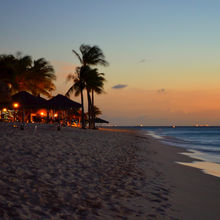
[144,128,220,164]
[146,131,164,140]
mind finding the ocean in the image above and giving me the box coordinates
[138,126,220,164]
[113,126,220,177]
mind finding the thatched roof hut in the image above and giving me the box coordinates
[11,91,47,109]
[47,94,81,110]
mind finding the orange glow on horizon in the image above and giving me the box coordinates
[94,88,220,125]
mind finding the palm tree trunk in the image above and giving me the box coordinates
[80,84,85,129]
[87,89,92,129]
[91,90,95,129]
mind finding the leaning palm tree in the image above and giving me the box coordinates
[66,44,108,128]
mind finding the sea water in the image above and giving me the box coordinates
[137,126,220,163]
[140,126,220,178]
[116,126,220,178]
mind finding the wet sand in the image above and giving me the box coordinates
[0,124,220,219]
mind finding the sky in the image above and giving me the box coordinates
[1,0,220,125]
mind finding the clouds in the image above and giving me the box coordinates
[112,84,128,89]
[157,88,166,93]
[111,85,166,93]
[138,59,146,63]
[138,57,152,63]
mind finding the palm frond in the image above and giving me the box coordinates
[72,49,83,64]
[65,85,75,98]
[65,73,75,83]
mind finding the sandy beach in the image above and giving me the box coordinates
[0,125,220,219]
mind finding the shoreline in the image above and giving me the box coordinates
[137,131,220,219]
[88,127,220,219]
[0,125,220,219]
[139,128,220,179]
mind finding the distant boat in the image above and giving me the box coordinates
[195,124,209,127]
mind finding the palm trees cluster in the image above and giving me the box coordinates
[0,44,108,129]
[0,52,56,99]
[66,44,108,129]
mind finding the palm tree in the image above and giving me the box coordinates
[0,81,11,107]
[0,54,18,93]
[91,105,102,116]
[27,58,56,97]
[0,53,56,98]
[0,53,32,94]
[84,68,106,128]
[13,53,32,93]
[66,66,87,128]
[72,44,108,67]
[66,44,108,128]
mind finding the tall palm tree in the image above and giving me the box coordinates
[84,68,106,128]
[72,44,108,67]
[66,66,106,128]
[66,44,108,128]
[66,66,87,128]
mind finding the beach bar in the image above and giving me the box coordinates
[0,91,82,127]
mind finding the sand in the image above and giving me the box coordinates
[0,124,220,219]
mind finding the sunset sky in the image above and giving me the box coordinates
[1,0,220,125]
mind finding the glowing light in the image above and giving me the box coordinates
[13,103,19,108]
[2,108,7,112]
[40,112,44,116]
[54,113,58,117]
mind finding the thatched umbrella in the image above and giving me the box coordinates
[47,94,81,110]
[11,91,48,126]
[94,118,109,124]
[47,94,81,129]
[11,91,47,109]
